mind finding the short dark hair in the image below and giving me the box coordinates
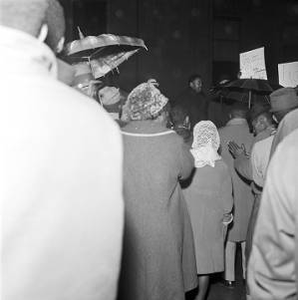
[249,104,272,123]
[254,111,274,125]
[230,103,248,119]
[170,105,188,126]
[188,74,202,85]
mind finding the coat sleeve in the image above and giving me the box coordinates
[220,164,234,220]
[248,133,297,300]
[234,153,253,181]
[250,143,265,187]
[177,137,194,180]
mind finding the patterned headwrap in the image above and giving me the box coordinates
[121,79,169,121]
[191,120,221,168]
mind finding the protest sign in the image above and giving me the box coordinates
[240,47,267,79]
[278,62,298,87]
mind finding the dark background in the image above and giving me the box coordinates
[60,0,298,99]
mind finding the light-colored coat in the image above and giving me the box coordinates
[0,26,123,300]
[269,108,298,159]
[118,121,197,300]
[183,160,233,274]
[219,118,254,241]
[248,129,298,299]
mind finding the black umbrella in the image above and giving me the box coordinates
[224,79,277,108]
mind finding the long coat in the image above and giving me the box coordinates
[175,88,209,128]
[118,121,197,300]
[1,26,123,300]
[219,118,254,242]
[183,160,233,274]
[248,129,298,299]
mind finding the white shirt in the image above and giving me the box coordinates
[250,135,274,187]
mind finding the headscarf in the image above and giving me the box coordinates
[191,120,221,168]
[121,79,168,121]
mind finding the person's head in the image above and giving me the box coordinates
[121,79,169,123]
[270,87,298,123]
[0,0,65,53]
[191,121,221,168]
[72,62,103,102]
[170,105,190,128]
[188,74,203,93]
[98,86,122,119]
[229,103,248,120]
[250,109,274,136]
[192,121,220,151]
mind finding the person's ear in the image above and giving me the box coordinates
[272,114,278,124]
[184,116,190,128]
[56,36,65,54]
[38,24,48,43]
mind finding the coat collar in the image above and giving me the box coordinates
[226,117,248,126]
[0,25,57,78]
[122,120,174,135]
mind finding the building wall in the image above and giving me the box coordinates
[108,0,213,99]
[62,0,298,97]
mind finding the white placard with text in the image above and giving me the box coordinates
[240,47,267,80]
[278,62,298,87]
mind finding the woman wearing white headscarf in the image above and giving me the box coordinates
[183,121,233,300]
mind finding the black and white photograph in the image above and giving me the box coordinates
[1,0,298,299]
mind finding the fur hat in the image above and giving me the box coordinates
[270,87,298,112]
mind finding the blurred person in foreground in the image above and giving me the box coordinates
[183,121,233,300]
[118,79,197,300]
[218,104,254,287]
[248,128,298,299]
[0,1,123,299]
[268,88,298,159]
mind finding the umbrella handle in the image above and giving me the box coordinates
[248,90,252,109]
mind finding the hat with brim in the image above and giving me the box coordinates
[270,87,298,112]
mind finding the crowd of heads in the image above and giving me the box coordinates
[2,0,298,144]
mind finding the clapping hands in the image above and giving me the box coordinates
[228,141,249,159]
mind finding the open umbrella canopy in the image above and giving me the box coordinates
[225,78,274,92]
[225,90,270,105]
[220,78,283,108]
[66,33,147,56]
[65,31,147,78]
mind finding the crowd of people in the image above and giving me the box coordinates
[2,1,298,300]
